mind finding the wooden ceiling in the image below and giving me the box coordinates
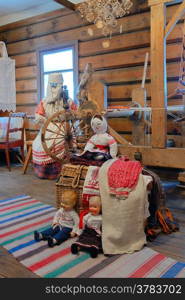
[54,0,77,11]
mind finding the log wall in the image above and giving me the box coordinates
[0,1,184,142]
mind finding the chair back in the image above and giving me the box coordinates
[6,112,26,142]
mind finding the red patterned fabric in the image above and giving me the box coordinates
[95,144,109,151]
[79,209,89,229]
[82,194,98,209]
[108,157,142,198]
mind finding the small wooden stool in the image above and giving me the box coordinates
[22,140,33,174]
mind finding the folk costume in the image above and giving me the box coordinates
[72,213,102,255]
[32,73,76,179]
[71,196,102,258]
[71,115,117,166]
[36,208,80,247]
[34,190,80,247]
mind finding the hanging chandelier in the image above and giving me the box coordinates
[77,0,133,46]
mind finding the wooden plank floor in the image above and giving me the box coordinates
[148,184,185,263]
[0,164,184,277]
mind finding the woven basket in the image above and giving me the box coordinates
[56,164,88,213]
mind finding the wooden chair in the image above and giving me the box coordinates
[22,140,33,174]
[0,112,26,171]
[22,116,39,174]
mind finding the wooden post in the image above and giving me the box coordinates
[88,79,105,111]
[132,52,149,145]
[149,0,167,148]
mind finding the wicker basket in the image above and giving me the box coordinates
[56,164,88,213]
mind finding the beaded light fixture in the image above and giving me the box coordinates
[77,0,133,47]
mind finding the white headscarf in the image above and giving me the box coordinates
[45,72,64,103]
[91,115,107,134]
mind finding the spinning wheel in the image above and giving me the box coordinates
[41,110,92,163]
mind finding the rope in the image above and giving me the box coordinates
[71,165,84,188]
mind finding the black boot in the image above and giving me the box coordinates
[89,246,98,258]
[34,231,42,241]
[48,237,55,247]
[71,243,79,254]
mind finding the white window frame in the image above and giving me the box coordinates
[37,41,78,103]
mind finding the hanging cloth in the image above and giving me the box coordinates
[0,41,16,112]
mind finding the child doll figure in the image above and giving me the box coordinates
[34,190,80,247]
[74,114,117,162]
[71,196,102,258]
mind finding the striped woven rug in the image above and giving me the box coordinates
[0,195,185,278]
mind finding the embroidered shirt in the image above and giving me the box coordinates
[83,213,102,235]
[52,208,80,235]
[84,133,117,158]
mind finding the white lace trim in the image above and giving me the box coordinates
[0,103,16,112]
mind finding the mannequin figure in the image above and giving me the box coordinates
[72,114,117,164]
[34,190,80,247]
[32,72,76,179]
[71,196,102,258]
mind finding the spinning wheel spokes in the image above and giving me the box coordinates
[41,110,89,163]
[48,138,64,150]
[50,120,65,132]
[44,136,65,141]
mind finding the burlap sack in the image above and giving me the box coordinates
[99,159,151,255]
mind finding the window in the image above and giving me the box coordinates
[38,42,78,102]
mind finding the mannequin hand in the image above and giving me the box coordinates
[70,232,76,238]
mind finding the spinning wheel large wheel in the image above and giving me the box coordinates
[41,110,91,163]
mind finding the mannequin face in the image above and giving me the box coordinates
[61,199,74,211]
[91,116,107,134]
[46,73,64,103]
[61,191,77,211]
[50,83,63,101]
[89,197,101,215]
[93,118,102,131]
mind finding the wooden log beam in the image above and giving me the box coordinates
[108,126,131,146]
[54,0,76,11]
[119,145,185,169]
[165,1,185,38]
[148,0,183,6]
[150,2,167,148]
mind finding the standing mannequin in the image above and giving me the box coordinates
[32,73,76,179]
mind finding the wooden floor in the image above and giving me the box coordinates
[0,164,185,278]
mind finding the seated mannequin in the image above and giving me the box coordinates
[72,114,118,165]
[71,196,102,258]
